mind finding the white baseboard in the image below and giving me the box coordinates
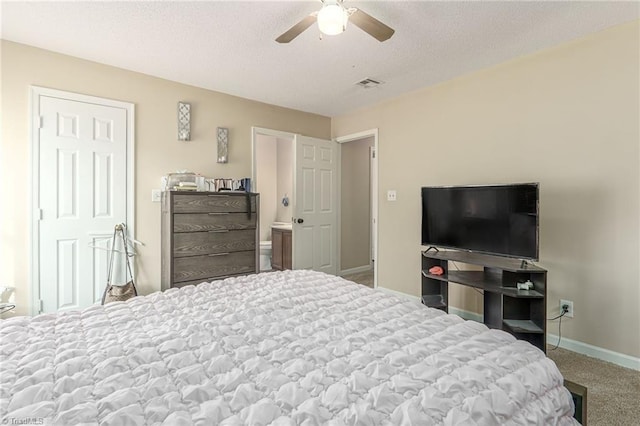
[377,287,640,371]
[340,265,373,276]
[448,306,484,323]
[548,333,640,371]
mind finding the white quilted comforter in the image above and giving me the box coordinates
[1,270,577,425]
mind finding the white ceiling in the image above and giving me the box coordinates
[2,1,638,117]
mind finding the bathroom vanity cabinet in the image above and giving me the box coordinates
[271,227,292,270]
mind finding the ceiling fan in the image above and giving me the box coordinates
[276,0,395,43]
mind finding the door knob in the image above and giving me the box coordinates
[296,218,304,224]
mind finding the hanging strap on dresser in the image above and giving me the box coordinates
[245,192,252,220]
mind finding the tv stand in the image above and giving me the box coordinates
[421,250,547,352]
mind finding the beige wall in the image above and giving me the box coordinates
[332,21,640,358]
[255,135,294,242]
[340,136,374,271]
[1,40,330,315]
[255,134,278,242]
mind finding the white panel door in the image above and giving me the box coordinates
[38,95,128,313]
[293,135,337,274]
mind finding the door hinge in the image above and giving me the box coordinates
[372,149,376,159]
[39,116,44,129]
[37,209,43,220]
[39,299,44,314]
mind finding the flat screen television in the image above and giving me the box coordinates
[421,183,539,260]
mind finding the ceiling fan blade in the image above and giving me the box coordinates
[276,14,317,43]
[349,8,395,42]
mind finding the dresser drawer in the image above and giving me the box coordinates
[172,194,257,213]
[173,229,256,257]
[173,250,256,283]
[173,213,256,233]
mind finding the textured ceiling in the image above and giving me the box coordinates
[1,1,638,117]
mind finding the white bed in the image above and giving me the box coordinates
[1,270,577,425]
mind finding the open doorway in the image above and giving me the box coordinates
[336,129,378,289]
[252,127,338,275]
[252,128,295,272]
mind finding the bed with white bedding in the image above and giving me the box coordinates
[1,270,577,425]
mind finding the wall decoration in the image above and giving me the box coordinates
[217,127,229,163]
[178,102,191,141]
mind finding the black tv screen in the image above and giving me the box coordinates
[421,183,539,260]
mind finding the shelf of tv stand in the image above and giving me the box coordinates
[503,319,544,334]
[421,249,548,353]
[422,249,546,273]
[421,270,544,298]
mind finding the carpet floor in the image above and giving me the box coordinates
[342,270,374,288]
[546,346,639,425]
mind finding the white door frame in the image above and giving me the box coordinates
[335,129,379,288]
[30,86,135,315]
[369,146,376,266]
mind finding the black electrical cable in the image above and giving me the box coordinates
[550,314,563,350]
[548,310,567,321]
[547,306,568,350]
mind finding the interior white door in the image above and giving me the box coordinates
[293,135,337,274]
[38,95,128,313]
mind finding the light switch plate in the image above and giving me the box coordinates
[151,189,162,202]
[387,190,397,201]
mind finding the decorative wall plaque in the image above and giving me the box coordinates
[178,102,191,141]
[217,127,229,163]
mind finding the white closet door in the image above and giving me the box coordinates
[38,95,128,313]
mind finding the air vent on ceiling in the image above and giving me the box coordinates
[356,78,384,89]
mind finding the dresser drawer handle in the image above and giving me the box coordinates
[208,230,229,233]
[207,212,229,215]
[208,195,230,197]
[208,252,230,257]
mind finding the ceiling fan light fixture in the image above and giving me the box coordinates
[275,1,394,44]
[317,2,348,36]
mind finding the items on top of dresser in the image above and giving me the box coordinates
[163,172,205,191]
[206,178,251,192]
[161,172,251,193]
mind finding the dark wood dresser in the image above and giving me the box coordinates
[161,191,259,289]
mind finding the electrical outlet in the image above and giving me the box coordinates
[387,190,397,201]
[560,299,574,318]
[151,189,162,203]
